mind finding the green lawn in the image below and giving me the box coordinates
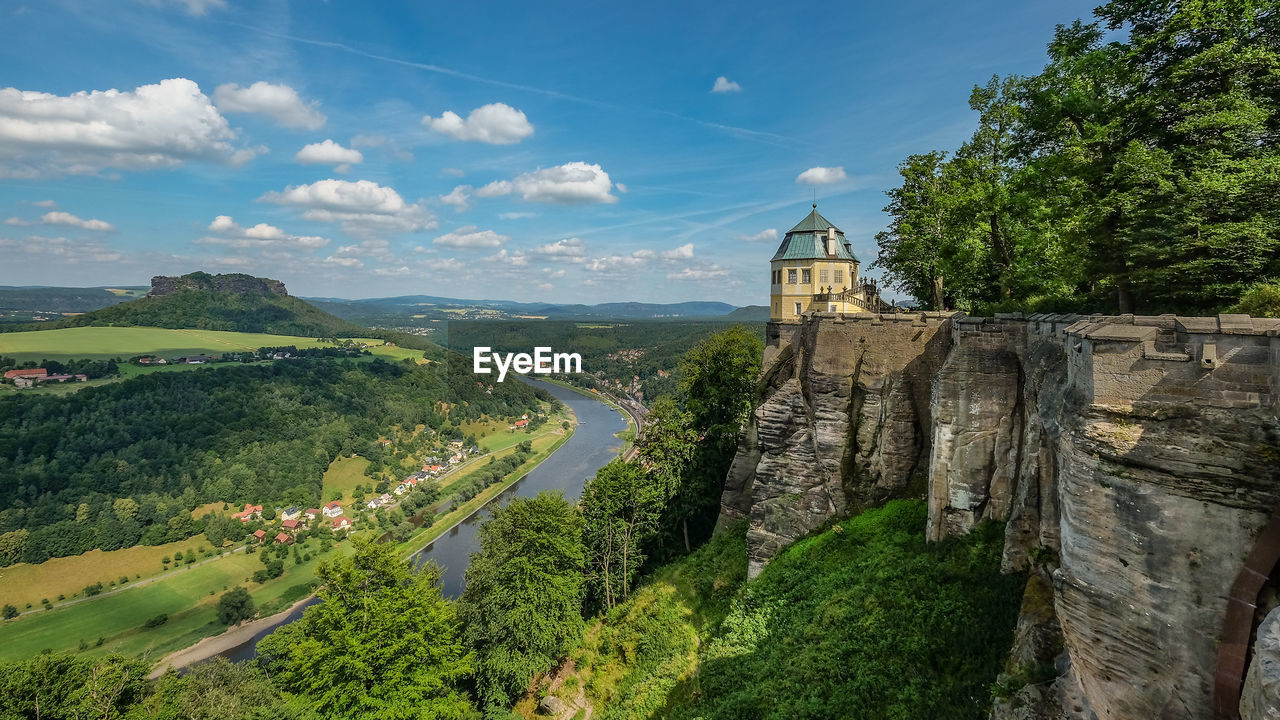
[0,326,387,362]
[0,540,342,662]
[321,456,371,504]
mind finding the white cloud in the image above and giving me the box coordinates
[584,249,652,273]
[439,185,472,213]
[499,211,536,220]
[32,199,55,207]
[532,237,585,258]
[0,78,249,177]
[487,248,528,266]
[145,0,227,15]
[475,180,512,198]
[545,268,566,279]
[198,214,328,249]
[259,179,436,236]
[4,217,30,226]
[422,103,533,145]
[323,256,363,268]
[796,166,848,184]
[374,266,413,277]
[615,182,628,194]
[294,139,363,172]
[741,228,779,243]
[440,167,465,177]
[433,226,509,249]
[41,211,115,231]
[668,265,730,280]
[213,81,325,130]
[0,235,123,263]
[711,76,742,93]
[631,249,655,259]
[661,243,694,260]
[480,162,618,205]
[536,282,553,292]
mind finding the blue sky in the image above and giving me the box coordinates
[0,0,1100,304]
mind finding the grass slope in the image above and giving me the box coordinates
[536,500,1025,720]
[0,326,387,362]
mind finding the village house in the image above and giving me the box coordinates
[280,506,301,522]
[393,483,407,496]
[513,419,529,429]
[322,501,344,518]
[274,532,293,545]
[232,503,263,522]
[252,529,267,542]
[331,516,352,531]
[4,368,48,382]
[304,508,320,521]
[281,518,301,530]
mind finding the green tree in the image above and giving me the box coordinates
[257,538,475,720]
[581,460,663,610]
[1,604,16,620]
[215,586,255,626]
[458,491,585,713]
[0,653,148,719]
[147,657,320,720]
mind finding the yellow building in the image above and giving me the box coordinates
[770,205,870,320]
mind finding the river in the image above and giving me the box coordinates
[213,378,626,663]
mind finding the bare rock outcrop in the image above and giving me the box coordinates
[1242,606,1280,720]
[149,271,288,297]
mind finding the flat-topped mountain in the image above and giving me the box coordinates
[3,271,368,337]
[148,272,288,298]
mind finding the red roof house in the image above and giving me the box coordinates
[252,529,267,541]
[274,532,293,544]
[281,519,301,530]
[514,419,529,428]
[323,501,344,518]
[305,508,320,519]
[331,516,351,530]
[4,368,47,380]
[232,503,263,522]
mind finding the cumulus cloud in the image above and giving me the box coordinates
[323,256,363,268]
[0,235,123,263]
[374,266,413,277]
[661,243,694,260]
[294,139,363,172]
[499,211,537,220]
[4,217,30,226]
[584,249,652,273]
[0,78,251,177]
[213,81,325,130]
[422,103,533,145]
[711,76,742,93]
[440,167,465,177]
[740,228,779,243]
[478,162,618,205]
[796,166,847,184]
[32,199,56,207]
[532,237,585,258]
[433,226,509,249]
[41,211,115,231]
[259,179,435,237]
[487,248,528,266]
[198,214,328,249]
[668,265,730,280]
[439,185,472,213]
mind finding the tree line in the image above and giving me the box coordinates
[874,0,1279,315]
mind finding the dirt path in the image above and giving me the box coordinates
[147,596,312,679]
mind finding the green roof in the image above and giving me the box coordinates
[771,205,859,262]
[787,206,841,234]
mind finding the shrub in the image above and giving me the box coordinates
[144,613,169,628]
[1230,281,1280,318]
[2,604,17,619]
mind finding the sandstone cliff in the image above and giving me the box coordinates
[719,311,1280,720]
[149,271,288,297]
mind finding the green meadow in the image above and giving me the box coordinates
[0,326,389,363]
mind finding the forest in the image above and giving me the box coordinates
[874,1,1279,315]
[0,356,547,565]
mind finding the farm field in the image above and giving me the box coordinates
[0,539,341,661]
[0,326,389,362]
[0,537,216,611]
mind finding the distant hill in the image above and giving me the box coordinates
[726,305,770,321]
[1,272,370,338]
[0,286,147,313]
[309,294,745,320]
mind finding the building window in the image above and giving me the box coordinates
[794,302,802,315]
[788,269,797,284]
[802,269,811,284]
[835,269,844,286]
[820,269,829,284]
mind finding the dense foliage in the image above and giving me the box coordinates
[0,359,545,564]
[458,492,585,714]
[675,501,1023,720]
[581,460,662,611]
[875,0,1280,314]
[257,540,477,720]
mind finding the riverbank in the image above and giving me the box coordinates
[146,595,314,679]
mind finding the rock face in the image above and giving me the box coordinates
[719,311,1280,720]
[149,271,288,297]
[1242,606,1280,720]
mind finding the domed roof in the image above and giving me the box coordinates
[770,204,858,262]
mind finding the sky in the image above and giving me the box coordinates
[0,0,1102,305]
